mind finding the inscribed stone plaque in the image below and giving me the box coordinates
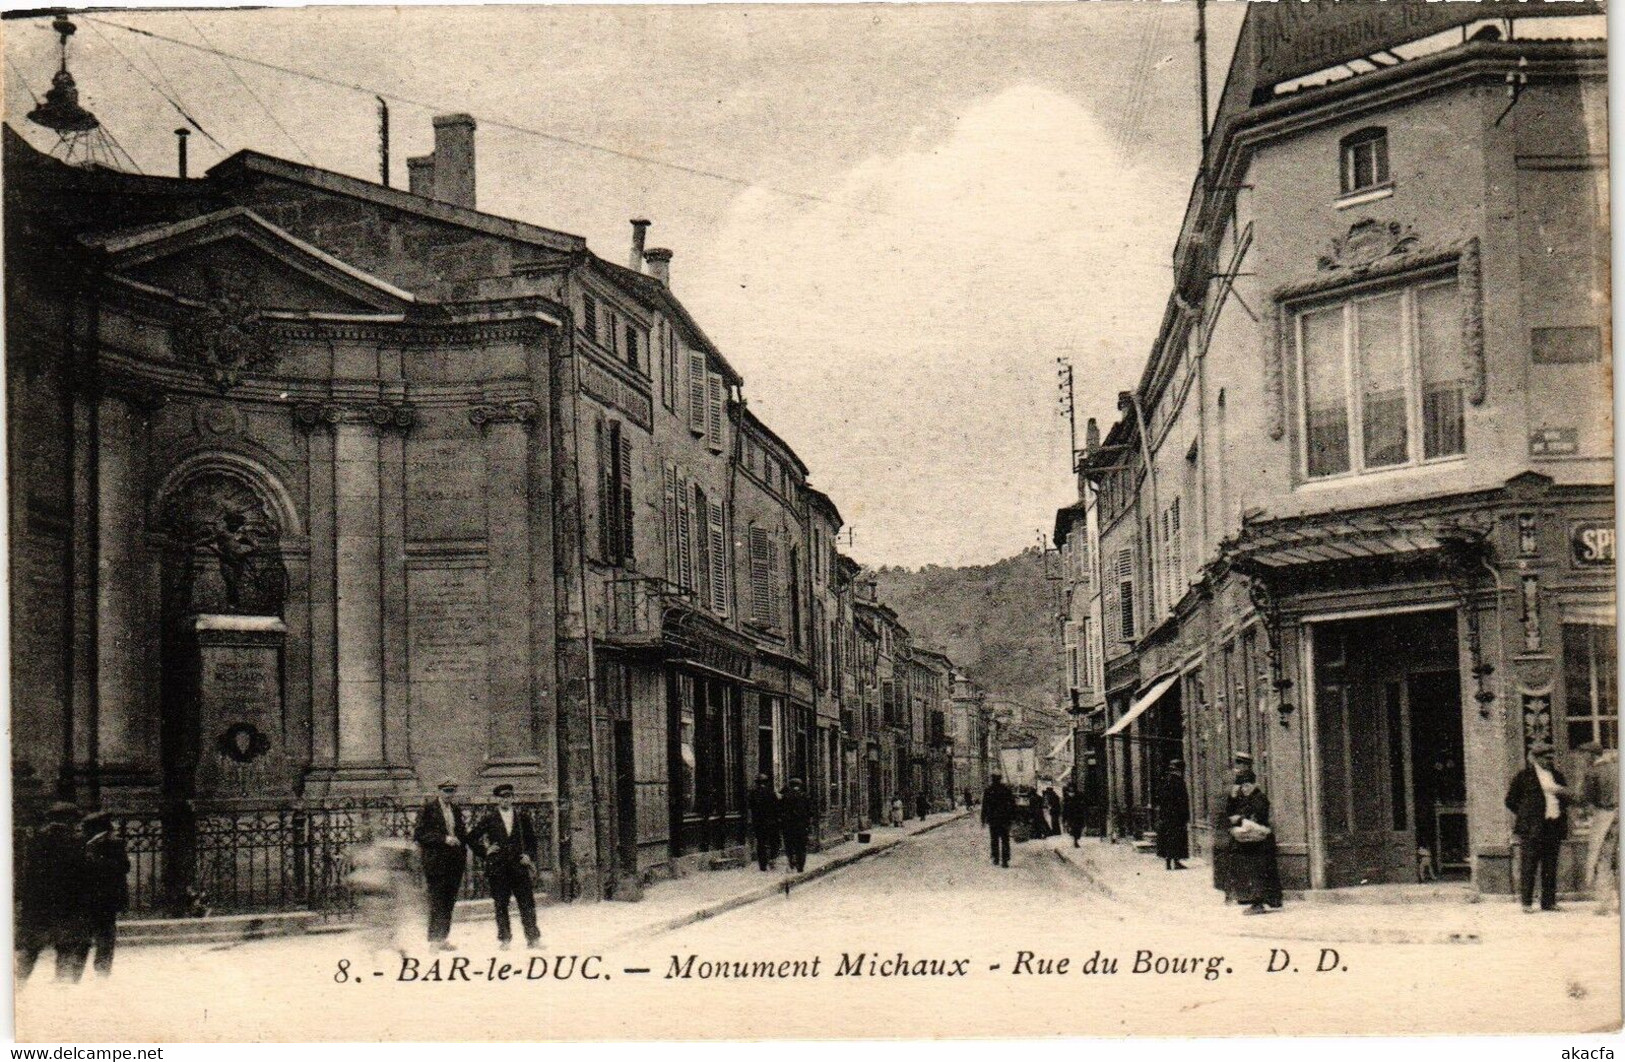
[409,566,489,683]
[407,437,486,539]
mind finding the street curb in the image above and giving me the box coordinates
[609,810,972,945]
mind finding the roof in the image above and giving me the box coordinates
[592,256,742,385]
[1052,500,1087,548]
[741,406,810,477]
[804,485,843,527]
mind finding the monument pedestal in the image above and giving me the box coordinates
[190,614,289,800]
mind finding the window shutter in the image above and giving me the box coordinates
[767,531,782,630]
[1160,509,1172,612]
[619,431,635,564]
[1117,547,1135,642]
[688,352,707,434]
[706,372,725,452]
[750,526,771,625]
[1170,498,1182,597]
[676,479,693,591]
[709,500,728,616]
[595,417,611,561]
[663,465,678,584]
[694,487,712,606]
[1063,621,1079,687]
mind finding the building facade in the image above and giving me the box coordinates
[1068,6,1611,892]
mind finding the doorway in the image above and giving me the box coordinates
[1313,610,1466,887]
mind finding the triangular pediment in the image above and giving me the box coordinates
[86,207,416,314]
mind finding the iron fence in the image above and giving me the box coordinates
[102,797,553,919]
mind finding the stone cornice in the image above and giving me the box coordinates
[468,400,541,430]
[292,401,414,433]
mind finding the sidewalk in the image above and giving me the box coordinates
[124,809,972,948]
[1048,833,1617,946]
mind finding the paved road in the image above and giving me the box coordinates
[16,816,1620,1041]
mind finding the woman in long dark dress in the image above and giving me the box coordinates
[1228,768,1283,914]
[1155,760,1190,870]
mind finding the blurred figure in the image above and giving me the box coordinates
[780,778,812,873]
[915,792,930,820]
[749,774,780,871]
[982,774,1014,868]
[1579,743,1617,915]
[1043,787,1062,838]
[16,802,89,983]
[348,838,425,959]
[1062,783,1085,848]
[81,811,129,977]
[889,797,905,828]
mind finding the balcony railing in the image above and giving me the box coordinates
[599,575,691,644]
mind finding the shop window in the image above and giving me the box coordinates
[1564,623,1618,749]
[1295,278,1464,480]
[1340,127,1389,195]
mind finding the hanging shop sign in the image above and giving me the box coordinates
[1570,520,1615,567]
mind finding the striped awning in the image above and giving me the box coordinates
[1104,672,1179,737]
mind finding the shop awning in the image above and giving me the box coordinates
[1047,733,1073,760]
[1103,672,1179,737]
[1223,512,1492,572]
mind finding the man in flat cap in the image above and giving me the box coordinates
[80,810,130,977]
[467,784,542,950]
[1505,742,1575,912]
[413,778,469,949]
[15,802,89,983]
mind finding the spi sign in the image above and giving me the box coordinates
[1571,521,1615,567]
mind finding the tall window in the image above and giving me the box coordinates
[1295,278,1464,479]
[1340,127,1389,195]
[597,418,633,565]
[581,294,598,344]
[1117,547,1136,642]
[624,323,641,372]
[789,547,803,652]
[1565,624,1618,749]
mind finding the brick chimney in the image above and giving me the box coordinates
[629,219,651,270]
[431,114,476,209]
[644,247,672,286]
[406,154,435,198]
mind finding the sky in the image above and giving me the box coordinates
[4,2,1247,568]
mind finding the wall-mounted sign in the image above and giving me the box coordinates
[1571,521,1616,567]
[1530,427,1580,457]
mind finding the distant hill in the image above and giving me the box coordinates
[871,547,1061,717]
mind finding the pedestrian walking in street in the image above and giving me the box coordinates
[1156,760,1191,871]
[916,792,930,820]
[1062,783,1085,847]
[889,796,905,828]
[413,778,469,949]
[963,788,974,809]
[467,784,543,950]
[347,838,423,961]
[749,774,781,871]
[1043,786,1062,838]
[1211,754,1252,903]
[982,773,1015,868]
[1227,769,1282,915]
[81,810,129,977]
[780,778,812,873]
[1505,742,1574,913]
[15,801,90,984]
[1580,743,1619,915]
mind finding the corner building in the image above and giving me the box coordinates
[1076,5,1611,893]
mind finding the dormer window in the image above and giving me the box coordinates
[1340,128,1389,195]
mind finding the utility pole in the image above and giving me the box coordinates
[1196,0,1211,194]
[1057,358,1077,473]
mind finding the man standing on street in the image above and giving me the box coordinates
[1062,782,1085,847]
[779,778,812,873]
[1156,760,1191,871]
[982,773,1015,868]
[467,784,543,950]
[748,774,780,871]
[414,778,469,949]
[81,811,130,977]
[1505,742,1574,913]
[1043,786,1062,838]
[15,802,89,983]
[1580,742,1619,915]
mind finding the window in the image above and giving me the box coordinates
[597,418,633,565]
[581,294,598,343]
[706,372,725,453]
[789,547,803,652]
[1295,278,1464,479]
[1340,128,1389,195]
[624,323,640,372]
[661,324,678,412]
[1564,623,1617,749]
[688,351,707,435]
[749,526,780,629]
[1117,547,1136,642]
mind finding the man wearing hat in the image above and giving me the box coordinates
[78,810,130,977]
[413,778,470,948]
[1579,742,1619,915]
[981,773,1015,868]
[778,779,812,874]
[1156,759,1191,871]
[15,802,89,982]
[1505,742,1575,912]
[467,784,542,950]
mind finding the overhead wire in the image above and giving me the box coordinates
[83,16,225,150]
[83,14,892,218]
[6,55,41,107]
[182,11,313,164]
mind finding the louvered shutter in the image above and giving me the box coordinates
[767,532,782,630]
[709,500,728,616]
[595,417,611,561]
[1170,498,1183,596]
[1117,547,1135,641]
[750,526,771,625]
[663,465,679,584]
[618,431,635,564]
[688,351,707,434]
[1160,509,1172,612]
[676,480,693,591]
[706,372,724,452]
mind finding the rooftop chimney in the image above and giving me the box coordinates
[1085,417,1100,454]
[174,128,189,179]
[407,154,435,198]
[644,247,672,286]
[431,114,476,209]
[629,219,651,270]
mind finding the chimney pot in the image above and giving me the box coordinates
[629,219,651,271]
[1085,417,1101,453]
[174,128,190,179]
[407,155,435,199]
[430,113,476,209]
[644,247,672,286]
